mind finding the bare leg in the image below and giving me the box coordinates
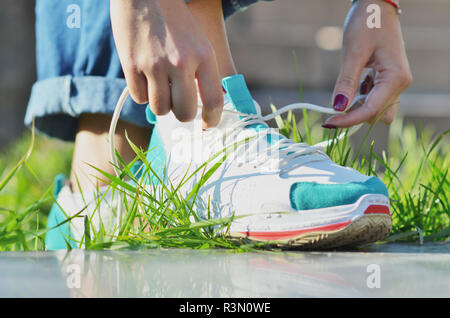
[70,114,151,192]
[70,0,236,192]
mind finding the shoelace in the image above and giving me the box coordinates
[199,97,365,173]
[109,87,366,223]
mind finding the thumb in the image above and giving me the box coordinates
[332,55,366,112]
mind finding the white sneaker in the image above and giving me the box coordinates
[137,74,392,248]
[45,175,118,250]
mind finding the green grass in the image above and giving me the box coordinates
[0,111,448,251]
[0,132,73,251]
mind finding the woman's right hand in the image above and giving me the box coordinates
[110,0,223,128]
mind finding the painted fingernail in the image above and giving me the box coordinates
[360,81,370,95]
[321,123,337,129]
[333,94,349,111]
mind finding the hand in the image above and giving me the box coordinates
[323,0,412,129]
[110,0,223,128]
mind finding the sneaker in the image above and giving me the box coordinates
[137,74,392,248]
[45,174,118,250]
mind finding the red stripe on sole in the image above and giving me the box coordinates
[240,220,352,241]
[363,204,390,215]
[239,204,390,241]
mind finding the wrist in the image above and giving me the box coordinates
[351,0,402,15]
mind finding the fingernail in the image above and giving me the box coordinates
[321,123,337,129]
[333,94,349,111]
[360,82,369,95]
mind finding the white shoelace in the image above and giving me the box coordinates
[198,97,365,173]
[109,87,366,224]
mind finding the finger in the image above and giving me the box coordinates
[332,51,368,112]
[380,99,399,124]
[196,53,223,128]
[324,81,401,128]
[170,71,198,122]
[125,69,149,104]
[145,72,171,116]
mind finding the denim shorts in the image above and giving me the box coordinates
[25,0,272,141]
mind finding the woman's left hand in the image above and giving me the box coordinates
[323,0,412,129]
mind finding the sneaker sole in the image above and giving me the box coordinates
[228,203,392,249]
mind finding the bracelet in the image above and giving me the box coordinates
[351,0,402,15]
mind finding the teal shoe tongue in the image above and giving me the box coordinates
[222,74,282,145]
[222,74,258,115]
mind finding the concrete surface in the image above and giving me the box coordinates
[0,243,448,298]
